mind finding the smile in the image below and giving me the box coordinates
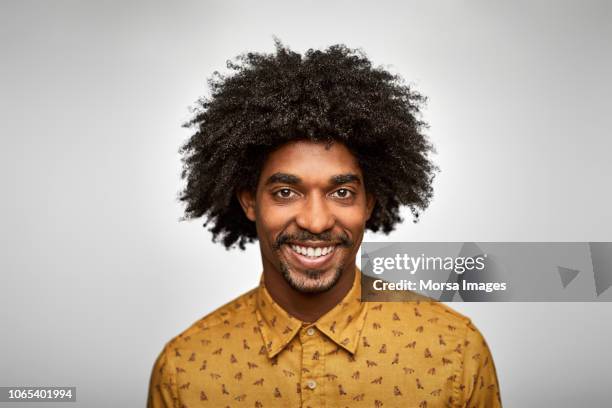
[282,243,339,269]
[290,244,336,258]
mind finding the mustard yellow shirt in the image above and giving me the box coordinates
[148,269,502,407]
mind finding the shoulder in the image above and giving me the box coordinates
[362,274,474,334]
[160,286,259,355]
[366,298,476,347]
[417,300,472,328]
[148,287,262,405]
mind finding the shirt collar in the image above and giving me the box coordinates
[255,267,368,359]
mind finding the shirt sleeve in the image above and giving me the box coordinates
[147,344,178,408]
[460,320,502,407]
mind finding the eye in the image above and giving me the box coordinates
[274,188,298,200]
[330,188,354,200]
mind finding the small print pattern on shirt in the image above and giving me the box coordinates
[148,269,502,407]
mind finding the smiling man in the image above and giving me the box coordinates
[237,140,374,324]
[147,42,502,407]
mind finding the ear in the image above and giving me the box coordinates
[236,189,257,222]
[365,193,376,221]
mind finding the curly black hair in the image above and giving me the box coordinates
[179,40,437,249]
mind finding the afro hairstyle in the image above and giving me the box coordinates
[178,40,438,249]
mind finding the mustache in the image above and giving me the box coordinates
[274,230,353,250]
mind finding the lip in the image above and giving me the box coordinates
[281,243,339,269]
[286,240,341,248]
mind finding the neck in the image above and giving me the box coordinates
[262,263,356,323]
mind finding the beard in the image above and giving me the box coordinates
[279,261,344,293]
[272,228,353,294]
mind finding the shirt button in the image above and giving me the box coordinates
[306,327,316,336]
[307,380,317,389]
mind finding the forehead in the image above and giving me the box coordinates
[260,140,362,179]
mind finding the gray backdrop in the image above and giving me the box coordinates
[1,0,611,407]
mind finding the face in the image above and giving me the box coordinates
[238,140,375,293]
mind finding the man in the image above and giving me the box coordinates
[148,42,502,407]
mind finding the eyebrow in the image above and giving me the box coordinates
[330,173,361,186]
[265,172,361,186]
[265,173,302,186]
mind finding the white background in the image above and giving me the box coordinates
[1,1,611,406]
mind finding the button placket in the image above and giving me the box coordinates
[300,325,324,407]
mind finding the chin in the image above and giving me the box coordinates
[275,240,352,293]
[280,263,343,294]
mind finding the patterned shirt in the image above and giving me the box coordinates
[147,268,502,407]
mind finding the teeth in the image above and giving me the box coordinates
[290,245,335,258]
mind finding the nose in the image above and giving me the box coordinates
[295,193,335,234]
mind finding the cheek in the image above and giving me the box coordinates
[333,205,370,230]
[256,202,294,236]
